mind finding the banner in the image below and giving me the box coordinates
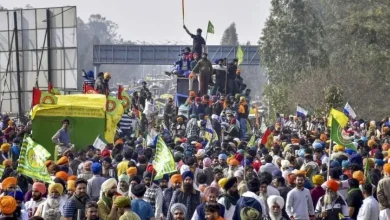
[118,85,132,110]
[248,134,256,147]
[17,136,52,183]
[105,96,124,143]
[330,117,357,151]
[32,105,105,118]
[32,88,57,106]
[237,45,244,65]
[153,136,176,180]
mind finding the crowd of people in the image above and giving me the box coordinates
[0,26,387,220]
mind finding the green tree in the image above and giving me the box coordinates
[220,22,239,46]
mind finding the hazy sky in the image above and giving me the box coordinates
[4,0,271,45]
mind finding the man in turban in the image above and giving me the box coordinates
[87,162,106,202]
[233,178,263,219]
[315,179,349,220]
[264,195,288,220]
[218,177,240,219]
[142,171,163,219]
[35,183,64,219]
[97,178,118,220]
[170,203,187,220]
[1,176,17,194]
[163,174,182,218]
[167,171,201,220]
[117,173,130,196]
[378,163,390,219]
[0,196,17,218]
[192,186,225,220]
[78,160,94,181]
[114,196,140,220]
[67,180,76,198]
[310,175,325,207]
[25,182,47,218]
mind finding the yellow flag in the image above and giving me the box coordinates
[237,45,244,65]
[327,108,348,128]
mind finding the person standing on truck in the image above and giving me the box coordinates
[183,25,206,56]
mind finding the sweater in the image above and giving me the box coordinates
[286,187,315,220]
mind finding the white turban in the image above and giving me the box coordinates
[267,195,285,209]
[180,165,190,175]
[211,114,219,120]
[101,178,117,192]
[170,203,187,216]
[281,160,291,169]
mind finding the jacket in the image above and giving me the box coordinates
[232,192,263,220]
[188,103,206,119]
[162,187,175,217]
[175,59,191,71]
[193,58,213,74]
[377,177,390,210]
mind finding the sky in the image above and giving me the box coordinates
[3,0,271,45]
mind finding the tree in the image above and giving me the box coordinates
[260,0,390,119]
[221,22,239,46]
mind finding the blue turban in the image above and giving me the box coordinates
[241,159,251,167]
[298,149,305,158]
[341,160,350,169]
[313,142,323,149]
[218,154,227,160]
[91,162,102,174]
[345,148,356,156]
[272,169,282,178]
[349,153,363,167]
[162,174,170,182]
[8,190,24,202]
[375,159,385,166]
[330,160,341,168]
[181,171,194,180]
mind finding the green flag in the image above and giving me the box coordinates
[331,117,357,151]
[237,45,244,65]
[207,21,214,34]
[248,134,256,147]
[153,136,176,180]
[17,136,52,183]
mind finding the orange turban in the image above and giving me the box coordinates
[0,196,16,215]
[368,140,376,148]
[170,174,182,184]
[67,180,76,191]
[327,179,340,192]
[56,156,69,165]
[320,133,327,142]
[68,175,77,181]
[296,170,306,177]
[287,173,296,185]
[384,163,390,175]
[2,177,17,189]
[115,139,124,146]
[1,143,10,152]
[227,158,240,166]
[352,171,365,184]
[55,171,69,182]
[2,159,12,167]
[383,143,389,151]
[45,160,53,168]
[127,167,137,176]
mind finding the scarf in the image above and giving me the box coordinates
[223,193,240,210]
[348,188,361,195]
[102,194,113,209]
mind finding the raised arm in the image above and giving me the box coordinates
[183,25,193,37]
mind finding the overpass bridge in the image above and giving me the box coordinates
[92,45,260,72]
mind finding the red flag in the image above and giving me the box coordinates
[32,87,42,107]
[84,84,98,94]
[261,129,271,145]
[118,85,123,100]
[48,82,53,93]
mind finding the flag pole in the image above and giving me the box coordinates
[327,118,333,181]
